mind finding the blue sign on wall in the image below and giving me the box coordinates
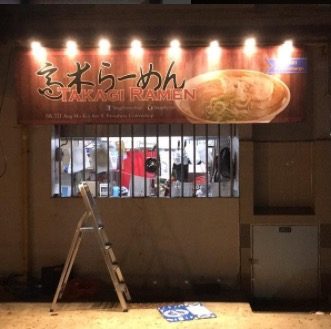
[267,58,307,74]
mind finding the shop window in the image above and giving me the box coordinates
[51,124,239,198]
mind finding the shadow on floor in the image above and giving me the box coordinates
[250,298,331,313]
[1,274,330,313]
[0,274,246,304]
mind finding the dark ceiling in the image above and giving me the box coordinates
[1,5,331,47]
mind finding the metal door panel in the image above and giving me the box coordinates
[252,225,318,299]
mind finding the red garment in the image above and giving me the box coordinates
[121,150,157,188]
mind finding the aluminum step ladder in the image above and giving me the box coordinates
[50,182,131,312]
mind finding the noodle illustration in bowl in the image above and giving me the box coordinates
[175,70,291,123]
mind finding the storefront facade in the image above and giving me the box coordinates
[0,5,331,303]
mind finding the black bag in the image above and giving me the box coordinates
[220,147,231,179]
[211,147,236,182]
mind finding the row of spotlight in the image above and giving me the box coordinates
[31,38,294,64]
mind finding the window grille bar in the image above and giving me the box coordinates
[169,124,172,198]
[70,137,73,197]
[107,124,110,198]
[234,125,239,196]
[58,126,62,197]
[193,124,196,197]
[144,124,147,198]
[205,124,209,198]
[180,123,184,197]
[82,125,86,182]
[230,124,234,197]
[95,126,98,197]
[218,124,221,197]
[131,124,134,198]
[156,123,160,197]
[119,124,122,197]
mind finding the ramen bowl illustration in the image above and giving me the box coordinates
[175,70,291,124]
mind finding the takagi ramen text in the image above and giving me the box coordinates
[59,87,196,102]
[35,60,194,102]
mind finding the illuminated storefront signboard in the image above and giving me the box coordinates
[16,46,307,124]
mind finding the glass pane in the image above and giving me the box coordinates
[51,128,60,197]
[71,138,84,196]
[194,125,207,198]
[183,124,194,198]
[220,135,232,197]
[120,125,132,198]
[206,125,220,197]
[83,125,97,197]
[146,125,157,197]
[232,128,240,197]
[170,133,182,198]
[109,125,120,197]
[131,125,145,197]
[158,125,170,197]
[59,137,71,197]
[169,124,194,198]
[96,136,108,197]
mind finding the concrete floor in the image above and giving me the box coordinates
[1,302,331,329]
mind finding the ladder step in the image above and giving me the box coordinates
[123,286,132,301]
[118,283,131,301]
[113,264,124,282]
[107,249,117,263]
[104,243,112,249]
[104,244,117,262]
[117,282,129,293]
[80,226,94,231]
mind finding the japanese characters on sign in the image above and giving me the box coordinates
[36,61,190,103]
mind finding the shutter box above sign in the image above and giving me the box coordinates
[15,47,307,125]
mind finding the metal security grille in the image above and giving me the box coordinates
[51,124,239,198]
